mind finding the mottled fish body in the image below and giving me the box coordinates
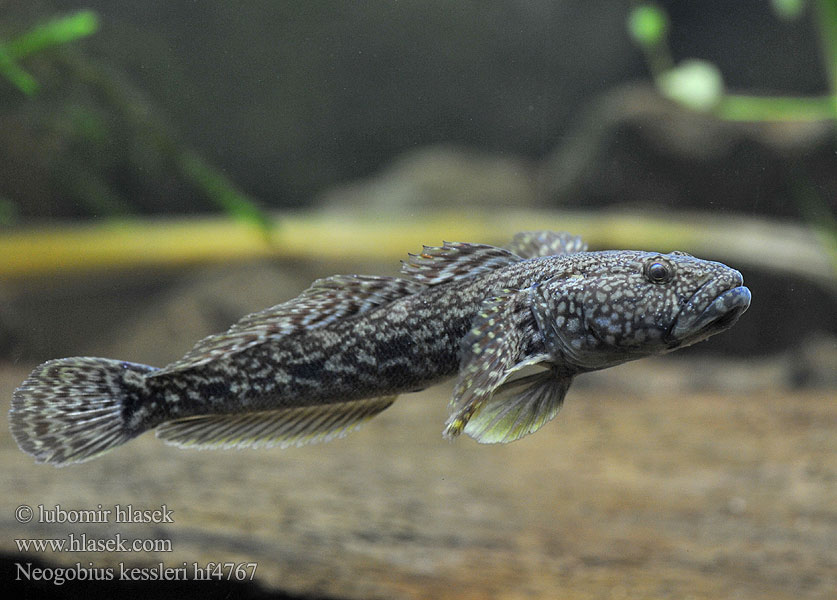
[10,231,751,466]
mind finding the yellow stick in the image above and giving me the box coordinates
[1,210,833,289]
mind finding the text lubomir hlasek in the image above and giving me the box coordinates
[37,504,173,524]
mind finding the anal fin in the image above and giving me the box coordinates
[155,395,396,449]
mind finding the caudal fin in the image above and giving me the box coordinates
[10,357,157,466]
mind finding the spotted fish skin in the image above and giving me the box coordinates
[9,232,751,466]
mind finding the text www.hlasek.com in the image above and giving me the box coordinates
[16,533,171,553]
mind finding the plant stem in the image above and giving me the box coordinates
[716,94,836,121]
[814,0,837,116]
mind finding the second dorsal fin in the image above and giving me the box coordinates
[507,231,587,258]
[401,242,522,285]
[232,275,424,331]
[153,275,424,376]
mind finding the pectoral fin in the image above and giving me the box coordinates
[462,369,572,443]
[444,289,536,438]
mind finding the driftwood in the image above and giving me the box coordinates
[1,363,834,599]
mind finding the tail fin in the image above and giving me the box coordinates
[10,358,157,467]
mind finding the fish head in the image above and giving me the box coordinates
[533,250,751,371]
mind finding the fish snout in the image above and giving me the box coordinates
[667,281,751,347]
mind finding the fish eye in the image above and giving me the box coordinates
[645,260,673,284]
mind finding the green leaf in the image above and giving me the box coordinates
[0,10,100,95]
[0,45,38,95]
[627,5,669,47]
[6,10,100,59]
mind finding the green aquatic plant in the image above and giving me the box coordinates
[177,150,274,236]
[628,0,837,121]
[0,10,272,235]
[59,52,273,232]
[0,10,99,96]
[627,3,673,78]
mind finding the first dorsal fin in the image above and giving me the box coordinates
[401,242,522,285]
[156,395,396,449]
[154,275,424,376]
[506,231,587,258]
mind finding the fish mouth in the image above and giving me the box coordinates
[666,284,751,348]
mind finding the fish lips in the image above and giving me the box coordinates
[666,284,751,348]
